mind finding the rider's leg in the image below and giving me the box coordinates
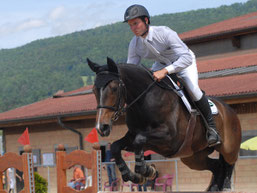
[195,93,221,146]
[177,56,220,147]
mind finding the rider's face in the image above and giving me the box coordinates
[128,18,148,37]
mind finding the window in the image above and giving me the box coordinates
[42,153,55,166]
[32,149,41,166]
[18,147,41,166]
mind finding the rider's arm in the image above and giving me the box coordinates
[163,27,193,74]
[165,53,193,74]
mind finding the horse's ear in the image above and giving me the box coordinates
[87,58,101,73]
[107,57,118,74]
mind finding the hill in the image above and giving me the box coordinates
[0,0,257,112]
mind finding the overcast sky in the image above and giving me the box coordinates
[0,0,249,49]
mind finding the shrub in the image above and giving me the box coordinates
[34,172,47,193]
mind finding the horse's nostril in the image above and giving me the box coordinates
[102,124,109,130]
[101,124,110,133]
[100,124,111,136]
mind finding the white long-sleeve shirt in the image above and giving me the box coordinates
[127,26,193,74]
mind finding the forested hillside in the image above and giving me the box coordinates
[0,0,257,112]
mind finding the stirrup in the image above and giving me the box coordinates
[208,139,221,147]
[207,128,221,147]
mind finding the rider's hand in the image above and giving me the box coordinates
[153,68,168,82]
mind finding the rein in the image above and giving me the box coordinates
[124,80,156,110]
[96,64,182,121]
[96,71,156,121]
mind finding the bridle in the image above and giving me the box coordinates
[96,71,156,121]
[96,72,126,121]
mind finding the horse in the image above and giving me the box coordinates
[87,57,242,191]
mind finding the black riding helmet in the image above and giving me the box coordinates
[124,4,150,24]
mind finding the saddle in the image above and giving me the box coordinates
[158,74,218,115]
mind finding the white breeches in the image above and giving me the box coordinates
[177,56,203,101]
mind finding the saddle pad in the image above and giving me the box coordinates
[166,75,219,115]
[208,99,219,115]
[180,93,219,115]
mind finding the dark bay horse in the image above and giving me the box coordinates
[87,57,241,191]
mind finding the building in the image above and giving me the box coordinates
[0,11,257,192]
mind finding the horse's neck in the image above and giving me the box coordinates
[120,66,152,103]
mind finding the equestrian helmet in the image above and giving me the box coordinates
[124,4,150,23]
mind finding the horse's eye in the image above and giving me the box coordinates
[111,87,118,92]
[92,87,97,94]
[109,81,119,93]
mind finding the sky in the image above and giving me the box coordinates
[0,0,249,49]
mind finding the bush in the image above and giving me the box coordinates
[34,172,48,193]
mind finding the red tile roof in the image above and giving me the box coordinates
[197,51,257,73]
[199,72,257,97]
[0,86,96,123]
[180,11,257,42]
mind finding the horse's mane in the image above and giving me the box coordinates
[117,63,154,82]
[95,62,175,92]
[118,63,177,92]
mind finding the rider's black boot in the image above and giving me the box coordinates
[195,94,221,147]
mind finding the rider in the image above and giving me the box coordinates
[123,4,221,147]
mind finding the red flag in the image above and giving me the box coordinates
[18,127,30,145]
[144,150,156,156]
[124,152,134,157]
[84,128,99,143]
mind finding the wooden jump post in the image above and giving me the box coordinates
[56,144,102,193]
[0,144,35,193]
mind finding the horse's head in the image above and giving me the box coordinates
[87,57,126,137]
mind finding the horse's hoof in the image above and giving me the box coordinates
[135,165,148,176]
[222,188,231,192]
[148,166,157,179]
[222,177,231,190]
[208,184,219,192]
[138,176,147,185]
[122,174,130,182]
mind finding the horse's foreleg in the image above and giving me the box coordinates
[133,134,156,179]
[111,133,146,184]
